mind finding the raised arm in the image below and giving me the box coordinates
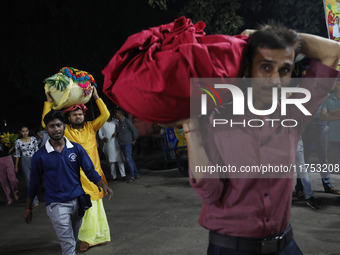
[299,33,340,69]
[91,86,110,131]
[241,29,340,69]
[41,92,53,128]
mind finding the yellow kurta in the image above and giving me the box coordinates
[42,98,110,200]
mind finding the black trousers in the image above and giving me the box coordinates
[207,238,303,255]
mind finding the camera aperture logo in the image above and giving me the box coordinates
[199,85,223,109]
[199,83,312,128]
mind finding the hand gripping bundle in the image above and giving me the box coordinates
[44,67,97,110]
[102,16,249,123]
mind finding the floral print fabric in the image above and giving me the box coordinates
[14,137,39,158]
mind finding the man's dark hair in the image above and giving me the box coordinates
[245,23,301,74]
[114,108,126,116]
[43,110,65,126]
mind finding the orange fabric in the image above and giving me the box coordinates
[62,104,88,114]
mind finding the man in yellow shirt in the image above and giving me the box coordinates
[42,86,111,252]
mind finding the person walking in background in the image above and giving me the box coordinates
[333,16,340,39]
[321,78,340,166]
[302,105,340,195]
[25,110,113,255]
[42,86,111,252]
[114,109,139,183]
[293,62,331,206]
[36,128,50,149]
[14,126,39,206]
[295,137,322,209]
[98,113,126,181]
[0,140,19,206]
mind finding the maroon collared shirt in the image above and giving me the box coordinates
[190,60,339,238]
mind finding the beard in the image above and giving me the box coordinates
[49,130,64,141]
[71,119,84,129]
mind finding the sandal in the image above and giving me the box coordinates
[127,178,135,183]
[5,201,13,207]
[80,241,90,252]
[325,187,340,195]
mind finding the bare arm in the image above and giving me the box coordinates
[159,118,209,182]
[24,198,33,223]
[97,180,113,200]
[92,86,100,101]
[8,145,14,154]
[183,119,210,182]
[320,108,340,121]
[15,157,19,173]
[328,108,340,117]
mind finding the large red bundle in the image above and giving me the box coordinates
[102,16,249,123]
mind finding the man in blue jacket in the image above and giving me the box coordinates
[24,110,113,255]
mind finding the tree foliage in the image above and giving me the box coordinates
[260,0,327,35]
[148,0,246,34]
[148,0,328,36]
[1,0,175,129]
[0,0,329,130]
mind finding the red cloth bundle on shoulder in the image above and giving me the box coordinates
[102,16,249,123]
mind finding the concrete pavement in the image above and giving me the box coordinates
[0,166,340,255]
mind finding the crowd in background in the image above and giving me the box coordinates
[0,107,140,207]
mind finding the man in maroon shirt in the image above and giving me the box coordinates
[164,24,340,255]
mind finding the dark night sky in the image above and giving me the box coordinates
[0,0,329,133]
[1,0,179,132]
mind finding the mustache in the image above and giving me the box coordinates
[51,132,63,136]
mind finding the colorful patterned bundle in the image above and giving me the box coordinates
[44,67,96,110]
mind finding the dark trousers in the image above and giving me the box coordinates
[207,238,303,255]
[120,144,138,179]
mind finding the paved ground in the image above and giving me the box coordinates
[0,164,340,255]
